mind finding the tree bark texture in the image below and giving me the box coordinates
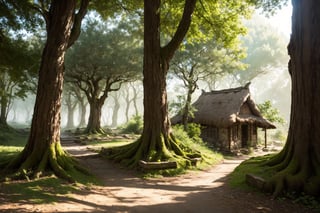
[86,99,104,134]
[0,96,8,125]
[3,0,87,181]
[262,0,320,196]
[78,100,87,128]
[111,96,120,128]
[182,83,197,130]
[104,0,199,168]
[65,92,77,129]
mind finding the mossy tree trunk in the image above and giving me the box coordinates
[262,0,320,197]
[107,0,199,168]
[3,0,89,182]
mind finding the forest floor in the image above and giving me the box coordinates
[0,136,315,213]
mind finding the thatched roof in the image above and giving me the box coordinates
[171,84,276,129]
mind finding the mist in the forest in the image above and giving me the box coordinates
[6,8,292,134]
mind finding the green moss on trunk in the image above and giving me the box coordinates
[102,133,201,171]
[2,142,86,183]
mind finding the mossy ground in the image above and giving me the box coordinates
[229,154,320,211]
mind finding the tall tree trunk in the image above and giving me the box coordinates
[86,99,104,134]
[3,0,88,182]
[124,87,132,123]
[132,83,140,116]
[66,104,76,129]
[182,86,193,130]
[78,99,87,128]
[65,93,77,129]
[105,0,199,168]
[139,0,172,155]
[0,96,8,125]
[262,0,320,197]
[111,97,120,128]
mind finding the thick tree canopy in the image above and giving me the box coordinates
[65,16,142,133]
[104,0,263,169]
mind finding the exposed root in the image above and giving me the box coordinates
[261,153,320,198]
[2,142,88,183]
[102,133,202,170]
[84,127,105,135]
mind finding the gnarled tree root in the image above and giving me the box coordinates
[2,142,89,183]
[255,148,320,197]
[101,133,202,170]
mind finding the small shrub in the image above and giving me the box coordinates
[273,130,287,142]
[172,123,204,145]
[172,124,191,143]
[121,115,143,134]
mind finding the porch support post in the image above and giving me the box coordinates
[264,128,267,148]
[228,128,231,151]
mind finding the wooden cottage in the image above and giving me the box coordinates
[172,84,276,151]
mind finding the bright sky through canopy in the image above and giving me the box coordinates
[267,4,292,38]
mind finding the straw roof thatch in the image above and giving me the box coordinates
[171,83,276,129]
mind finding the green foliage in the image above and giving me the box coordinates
[66,14,142,79]
[235,16,288,84]
[249,0,288,15]
[169,95,196,118]
[187,0,254,46]
[258,100,286,124]
[121,115,143,134]
[172,123,203,145]
[273,130,287,142]
[65,14,142,98]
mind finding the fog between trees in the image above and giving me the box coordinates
[6,11,290,132]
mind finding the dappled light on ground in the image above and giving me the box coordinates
[0,139,313,213]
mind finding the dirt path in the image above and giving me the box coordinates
[0,138,314,213]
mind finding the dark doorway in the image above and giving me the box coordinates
[241,125,248,147]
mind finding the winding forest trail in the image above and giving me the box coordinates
[0,137,314,212]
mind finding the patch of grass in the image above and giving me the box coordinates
[0,146,23,167]
[228,154,276,190]
[0,125,28,167]
[0,174,98,205]
[0,125,28,147]
[87,139,135,152]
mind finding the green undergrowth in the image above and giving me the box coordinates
[0,124,28,147]
[141,140,223,178]
[0,174,100,205]
[0,125,27,167]
[89,138,134,148]
[141,125,223,178]
[229,154,320,210]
